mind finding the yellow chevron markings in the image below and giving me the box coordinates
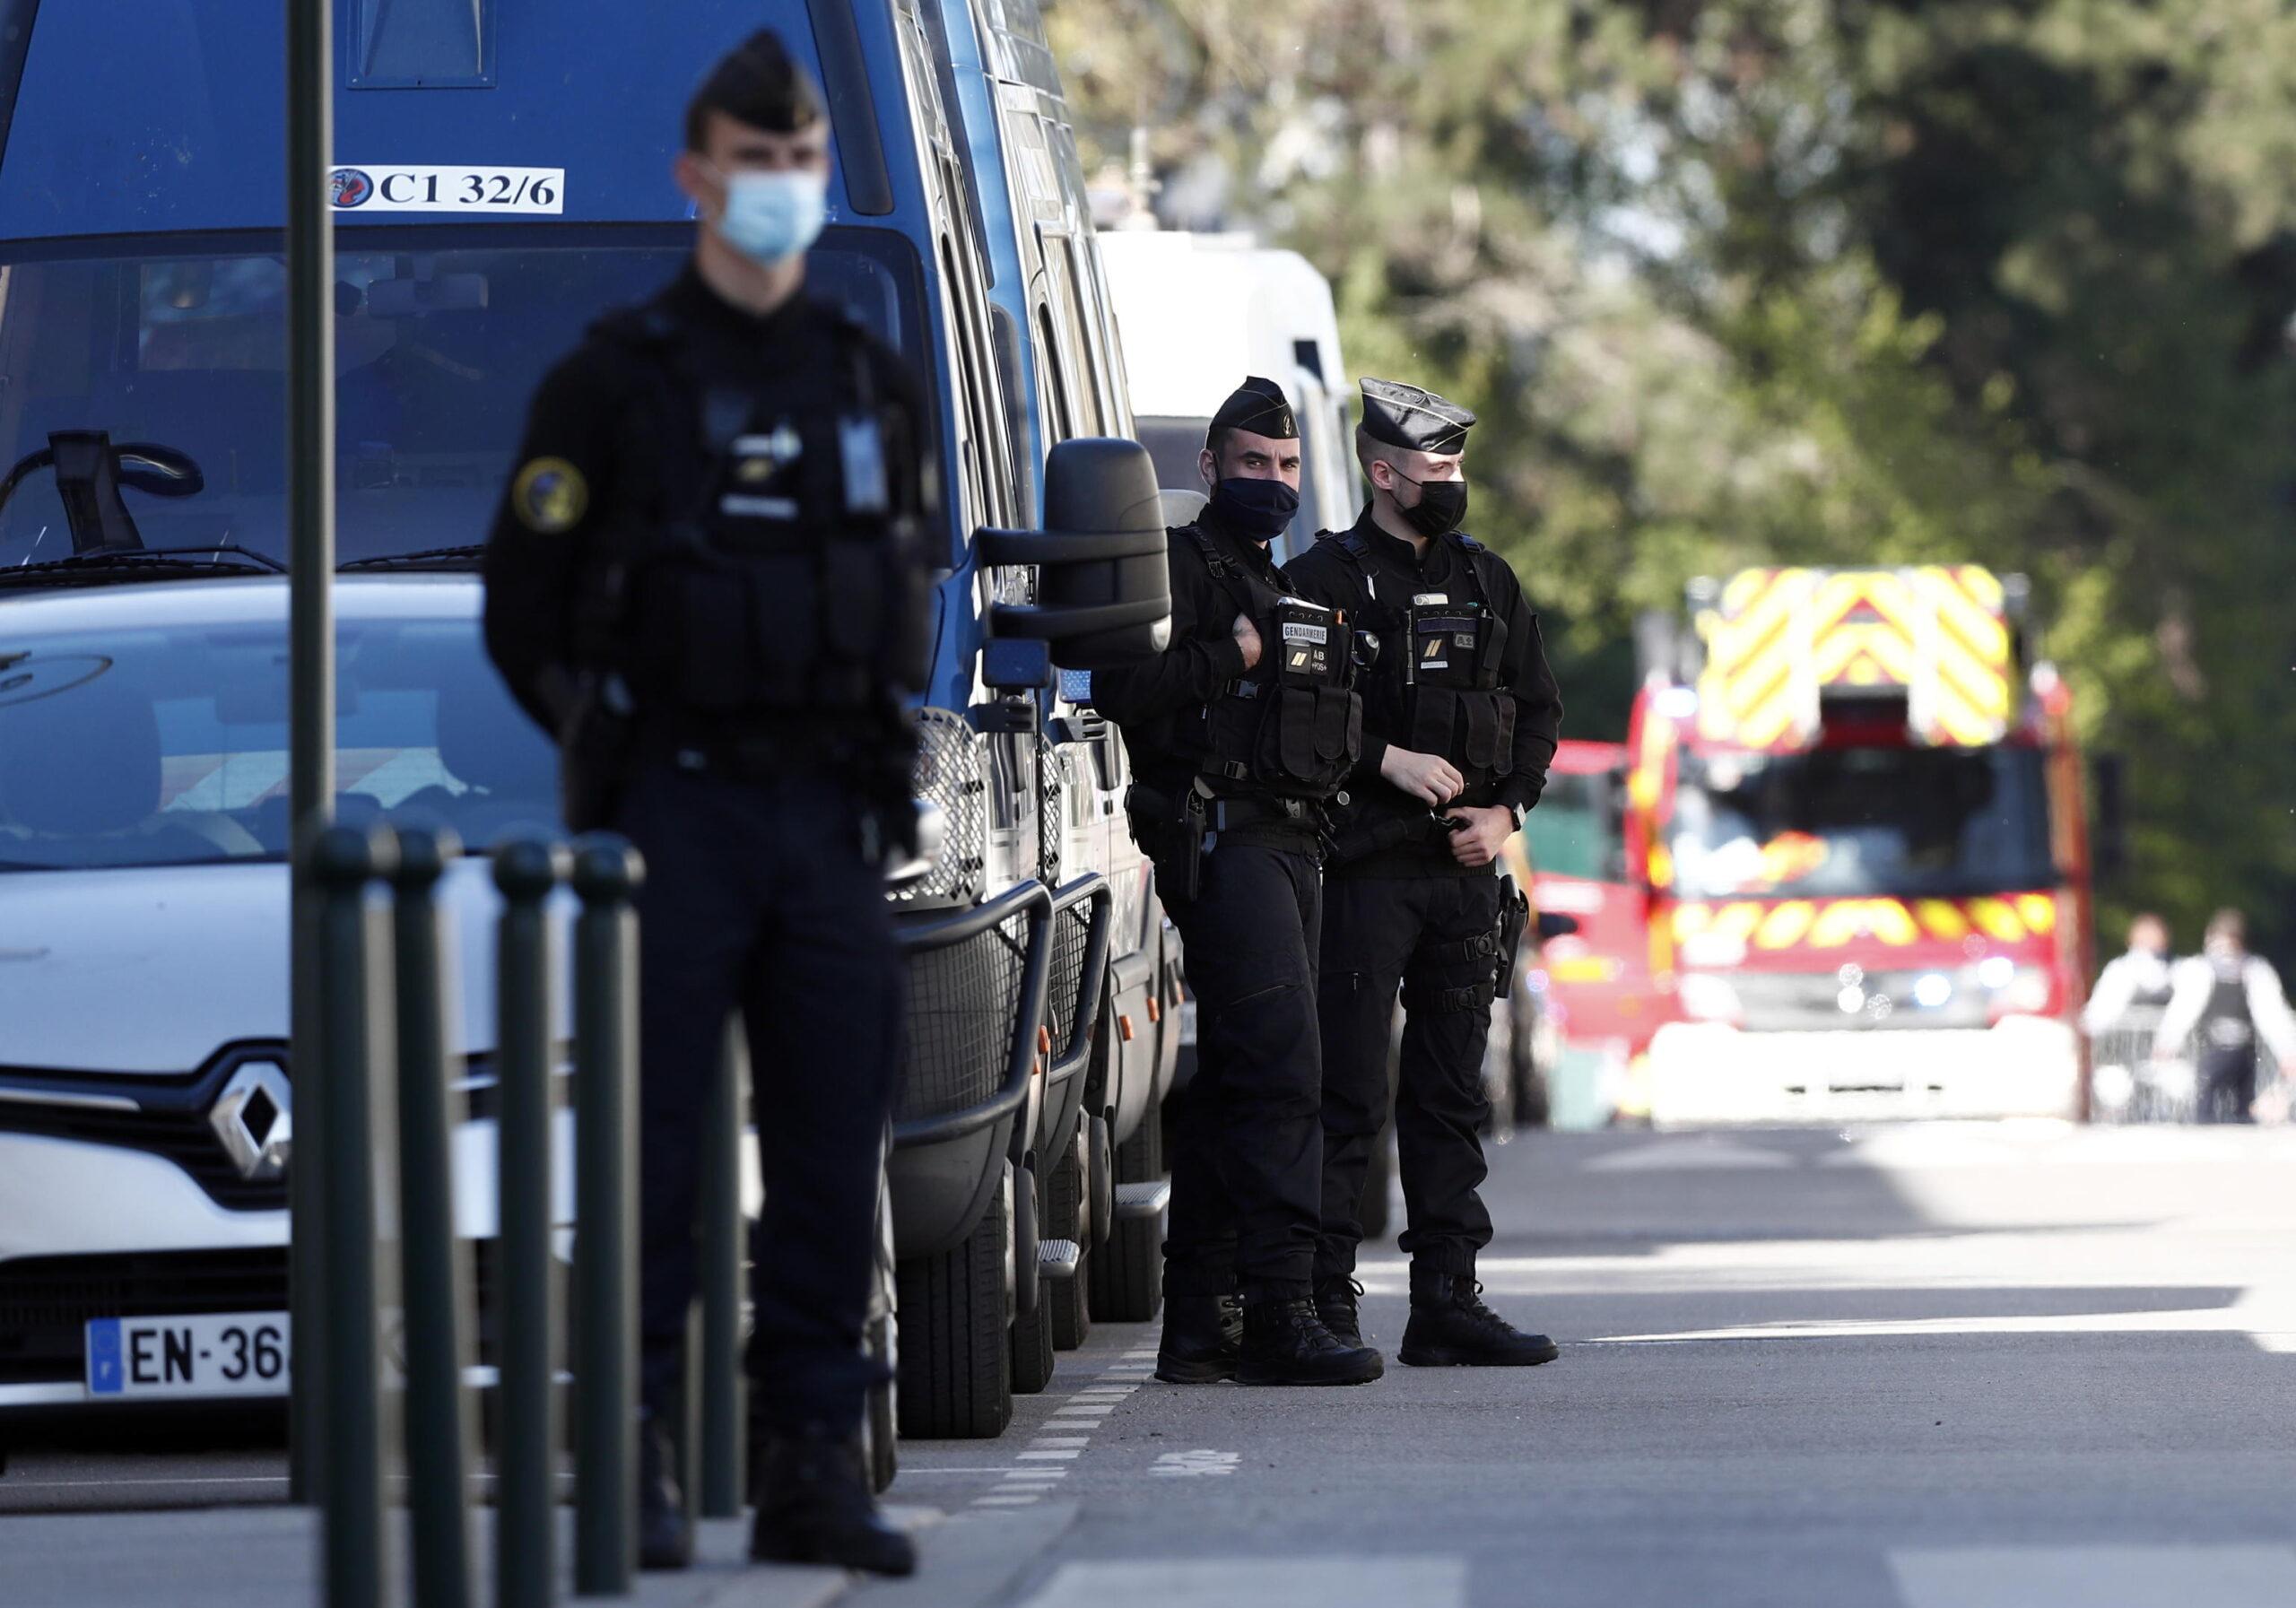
[1754,900,1816,950]
[2015,893,2057,934]
[1916,899,1971,943]
[1967,897,2026,943]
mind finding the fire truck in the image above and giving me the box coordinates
[1627,566,2099,1124]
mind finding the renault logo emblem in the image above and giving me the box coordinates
[210,1059,293,1181]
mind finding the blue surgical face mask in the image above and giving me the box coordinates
[712,168,828,266]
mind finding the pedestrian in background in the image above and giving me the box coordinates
[484,30,928,1577]
[1287,378,1563,1367]
[1095,377,1384,1388]
[2153,909,2296,1125]
[2083,912,2176,1035]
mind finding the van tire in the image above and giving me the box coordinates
[1089,1098,1164,1322]
[1011,1275,1056,1394]
[894,1189,1013,1440]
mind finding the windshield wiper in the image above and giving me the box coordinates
[338,543,488,572]
[0,544,286,589]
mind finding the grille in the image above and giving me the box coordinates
[899,708,987,905]
[1730,969,1989,1033]
[1044,898,1095,1062]
[895,913,1031,1122]
[1040,749,1069,887]
[0,1065,286,1212]
[0,1248,287,1384]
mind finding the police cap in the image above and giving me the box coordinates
[686,30,825,145]
[1209,376,1299,444]
[1359,377,1475,455]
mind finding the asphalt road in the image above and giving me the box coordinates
[7,1120,2296,1608]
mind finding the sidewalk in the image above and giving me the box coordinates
[0,1499,1077,1608]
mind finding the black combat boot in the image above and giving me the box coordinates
[1398,1268,1560,1368]
[751,1423,917,1576]
[1313,1276,1366,1349]
[637,1412,693,1572]
[1238,1294,1384,1386]
[1154,1293,1242,1384]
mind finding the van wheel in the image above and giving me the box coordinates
[1010,1273,1056,1395]
[894,1187,1013,1439]
[1044,1149,1091,1350]
[863,1312,898,1491]
[1089,1099,1164,1322]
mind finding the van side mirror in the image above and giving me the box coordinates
[978,438,1172,670]
[2090,751,2127,882]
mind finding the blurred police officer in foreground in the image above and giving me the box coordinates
[484,30,927,1577]
[1288,379,1562,1368]
[1095,378,1382,1387]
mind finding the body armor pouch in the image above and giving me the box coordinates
[1401,598,1514,784]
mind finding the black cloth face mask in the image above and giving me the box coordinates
[1207,475,1300,541]
[1392,468,1468,538]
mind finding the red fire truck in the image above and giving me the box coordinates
[1625,566,2099,1124]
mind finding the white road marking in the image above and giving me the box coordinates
[1890,1545,2296,1607]
[1150,1449,1239,1477]
[1011,1557,1467,1608]
[1582,1135,1799,1171]
[975,1494,1041,1506]
[1030,1437,1091,1449]
[1017,1449,1081,1460]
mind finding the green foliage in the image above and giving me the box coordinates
[1047,0,2296,960]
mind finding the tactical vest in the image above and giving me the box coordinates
[1337,526,1515,791]
[2199,954,2256,1049]
[582,301,932,721]
[1181,526,1361,799]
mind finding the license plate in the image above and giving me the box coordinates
[85,1313,291,1399]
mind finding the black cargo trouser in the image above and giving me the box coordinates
[1316,871,1504,1281]
[616,761,900,1436]
[2197,1042,2257,1125]
[1161,830,1326,1298]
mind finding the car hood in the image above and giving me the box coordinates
[0,859,521,1075]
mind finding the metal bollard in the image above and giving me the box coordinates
[697,1020,746,1518]
[311,823,397,1608]
[571,837,644,1597]
[494,837,570,1608]
[391,829,476,1608]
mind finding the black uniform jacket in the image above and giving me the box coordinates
[1090,509,1286,803]
[1286,508,1562,824]
[483,265,935,745]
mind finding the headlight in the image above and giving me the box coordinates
[1676,972,1743,1024]
[2003,965,2053,1014]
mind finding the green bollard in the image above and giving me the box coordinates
[312,823,396,1608]
[571,837,644,1597]
[391,829,475,1608]
[697,1019,746,1519]
[494,837,570,1608]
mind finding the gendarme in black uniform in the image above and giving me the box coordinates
[1286,378,1563,1368]
[483,27,925,1578]
[1091,378,1381,1387]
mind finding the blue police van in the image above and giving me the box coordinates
[0,0,1173,1453]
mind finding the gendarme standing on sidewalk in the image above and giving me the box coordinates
[1288,378,1564,1367]
[483,30,927,1577]
[1094,378,1384,1388]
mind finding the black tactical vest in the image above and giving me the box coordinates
[585,302,931,721]
[2200,953,2256,1049]
[1181,526,1361,799]
[1338,526,1514,790]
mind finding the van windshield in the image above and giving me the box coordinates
[0,227,931,569]
[0,608,556,872]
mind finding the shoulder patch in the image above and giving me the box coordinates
[1448,531,1486,553]
[511,456,588,535]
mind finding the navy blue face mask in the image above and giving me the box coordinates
[1207,475,1300,540]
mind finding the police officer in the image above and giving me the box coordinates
[483,31,926,1577]
[1287,378,1563,1367]
[2154,909,2296,1124]
[1093,378,1383,1388]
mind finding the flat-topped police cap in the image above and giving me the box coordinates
[1360,377,1476,454]
[1209,375,1299,441]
